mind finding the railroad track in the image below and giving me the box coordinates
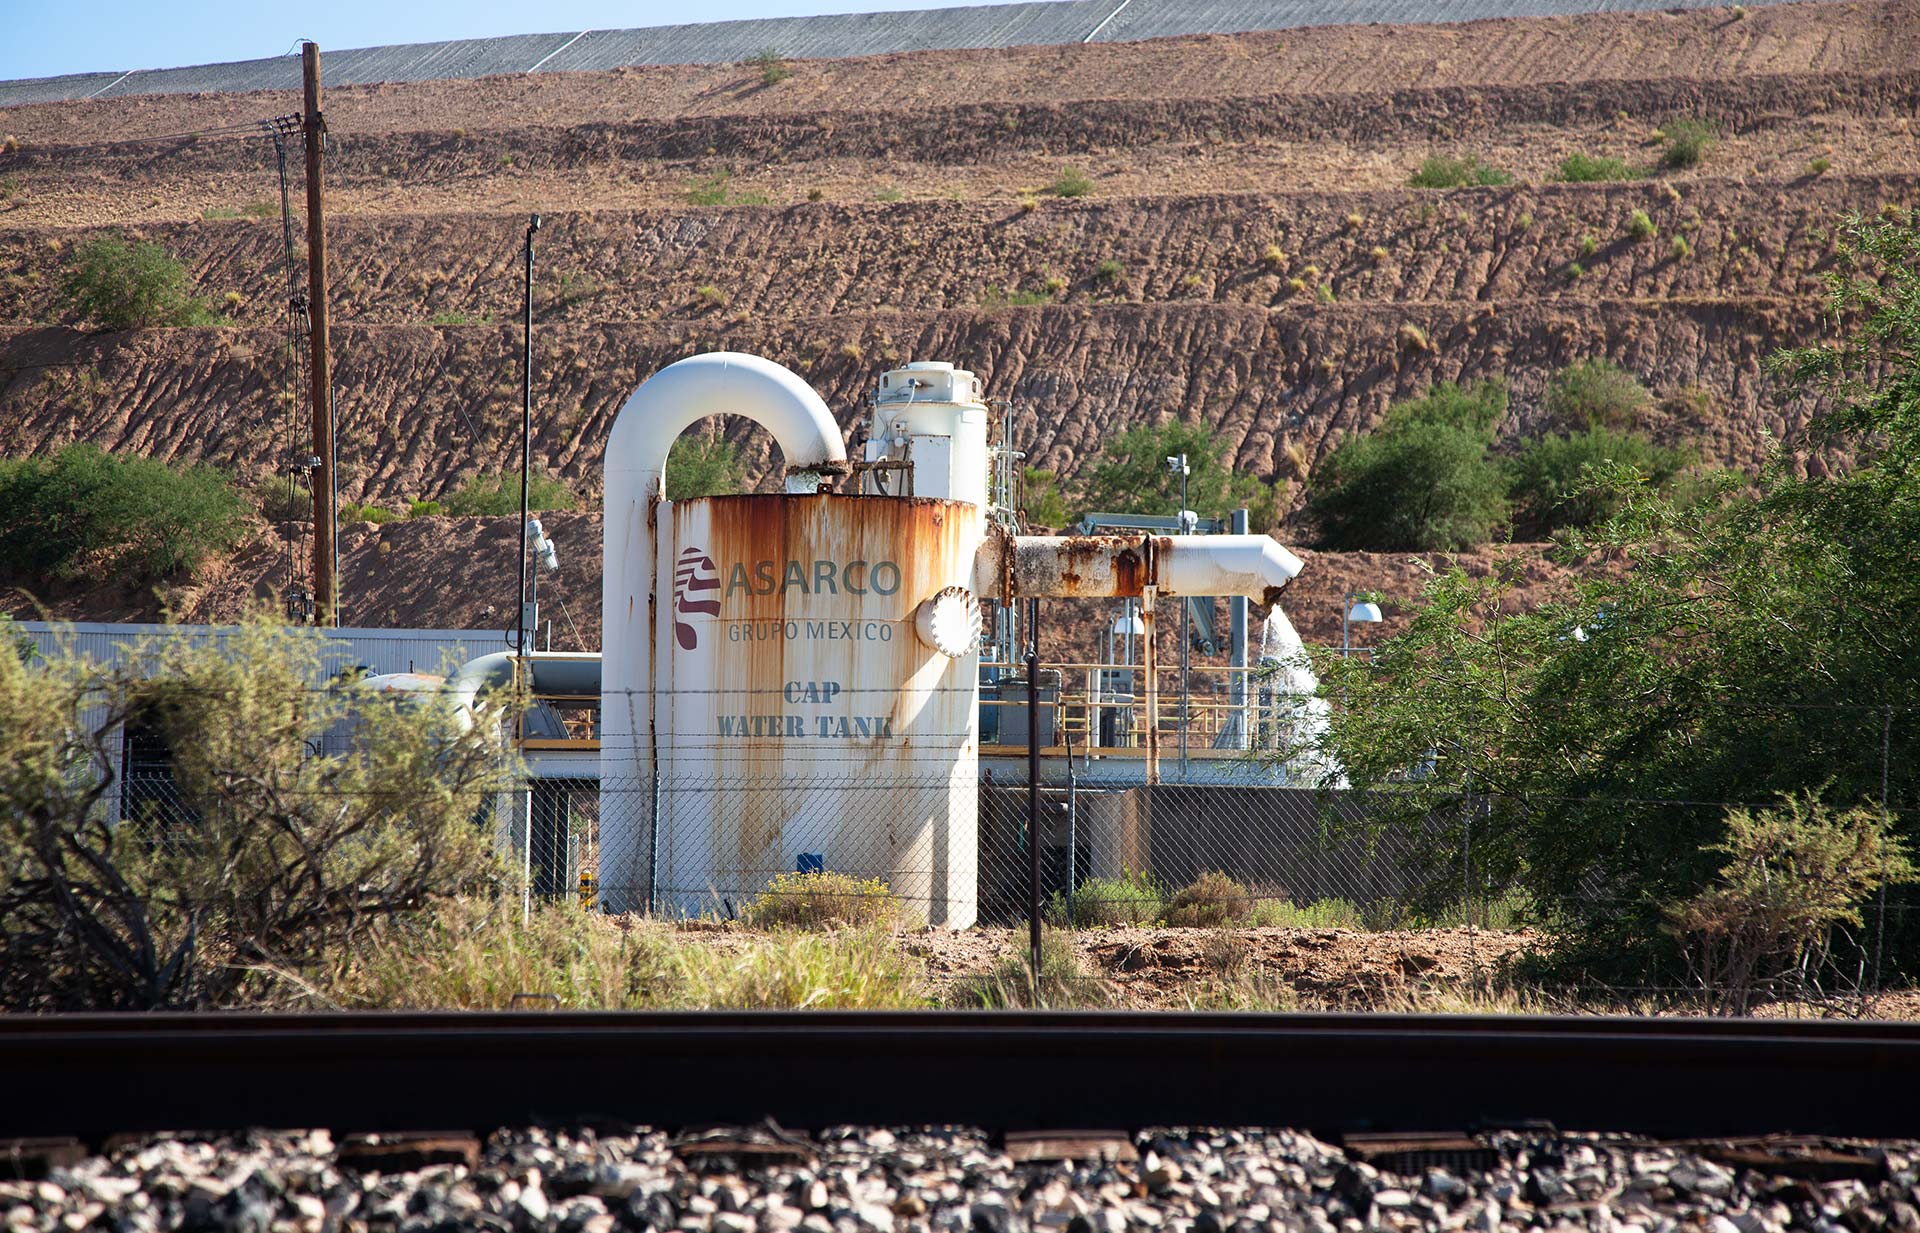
[5,1011,1919,1142]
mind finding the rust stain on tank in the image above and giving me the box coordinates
[675,492,981,900]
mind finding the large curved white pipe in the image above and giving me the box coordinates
[601,352,849,911]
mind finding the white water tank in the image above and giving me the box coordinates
[862,361,989,507]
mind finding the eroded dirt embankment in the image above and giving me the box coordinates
[5,177,1910,329]
[0,298,1844,508]
[2,0,1912,148]
[8,500,1568,653]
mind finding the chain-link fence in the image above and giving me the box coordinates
[106,691,1915,1009]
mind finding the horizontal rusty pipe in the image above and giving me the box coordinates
[992,533,1303,603]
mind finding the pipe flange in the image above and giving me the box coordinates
[914,586,983,657]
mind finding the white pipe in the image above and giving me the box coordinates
[1156,535,1305,602]
[1002,533,1304,603]
[600,352,849,912]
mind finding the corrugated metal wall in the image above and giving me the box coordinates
[0,0,1790,110]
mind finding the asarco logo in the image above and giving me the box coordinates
[672,545,721,650]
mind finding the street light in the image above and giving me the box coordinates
[1342,591,1382,657]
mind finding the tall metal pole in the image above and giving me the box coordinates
[1177,458,1190,778]
[1026,599,1043,989]
[517,215,541,654]
[301,43,336,627]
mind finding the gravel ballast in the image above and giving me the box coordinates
[3,1125,1915,1233]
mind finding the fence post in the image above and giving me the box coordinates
[1876,704,1893,993]
[1026,600,1043,989]
[646,770,660,918]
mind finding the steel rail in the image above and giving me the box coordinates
[4,1011,1918,1141]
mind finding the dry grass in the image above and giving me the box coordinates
[740,870,904,930]
[310,898,929,1011]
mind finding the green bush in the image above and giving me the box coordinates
[980,285,1051,307]
[1304,381,1512,552]
[0,445,249,582]
[406,499,443,518]
[1078,420,1282,531]
[1661,118,1719,170]
[339,502,396,524]
[1161,871,1254,927]
[1066,870,1163,926]
[1408,154,1514,188]
[1545,358,1649,431]
[1664,795,1912,1015]
[60,233,217,330]
[1556,153,1638,183]
[666,433,747,501]
[1247,898,1366,929]
[1050,167,1095,198]
[1094,259,1124,281]
[749,49,791,86]
[442,470,578,517]
[1627,209,1658,241]
[741,871,901,930]
[1020,466,1071,528]
[1507,425,1692,536]
[257,475,312,523]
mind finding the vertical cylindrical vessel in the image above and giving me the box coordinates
[658,493,982,927]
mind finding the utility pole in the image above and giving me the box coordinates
[301,42,336,626]
[517,215,542,657]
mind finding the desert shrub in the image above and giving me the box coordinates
[741,870,902,930]
[1020,466,1071,528]
[1664,795,1912,1015]
[685,174,766,207]
[1161,871,1254,927]
[1508,426,1692,535]
[1545,357,1649,431]
[980,284,1050,308]
[1079,420,1282,531]
[749,49,791,86]
[946,931,1100,1008]
[60,233,217,329]
[338,502,395,524]
[257,474,312,522]
[694,284,726,307]
[406,499,442,518]
[1808,157,1831,176]
[1556,153,1637,183]
[442,470,578,517]
[665,433,746,501]
[1247,898,1367,929]
[0,445,249,583]
[1050,166,1094,198]
[1304,380,1511,552]
[0,621,515,1011]
[1626,209,1658,241]
[1565,261,1586,280]
[1671,235,1693,259]
[1066,869,1163,926]
[1261,243,1288,269]
[1409,154,1514,188]
[1578,233,1599,257]
[1661,118,1719,170]
[1094,259,1123,281]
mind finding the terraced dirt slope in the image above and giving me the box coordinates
[1,0,1915,628]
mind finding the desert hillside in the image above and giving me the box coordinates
[0,0,1913,636]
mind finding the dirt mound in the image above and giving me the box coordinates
[3,0,1912,148]
[0,296,1838,512]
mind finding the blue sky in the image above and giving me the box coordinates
[2,0,1044,81]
